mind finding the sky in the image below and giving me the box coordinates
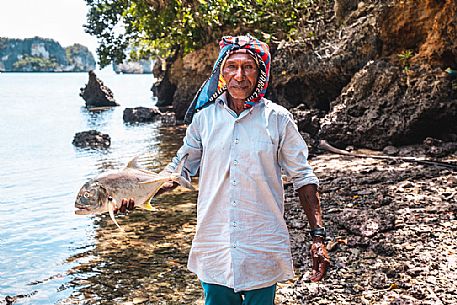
[0,0,98,57]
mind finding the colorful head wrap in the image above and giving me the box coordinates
[184,34,271,124]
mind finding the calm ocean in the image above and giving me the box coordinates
[0,71,192,304]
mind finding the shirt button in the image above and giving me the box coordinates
[232,201,237,206]
[232,221,237,227]
[232,180,237,186]
[233,160,238,166]
[234,139,239,144]
[232,243,237,248]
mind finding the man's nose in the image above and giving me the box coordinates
[233,66,245,81]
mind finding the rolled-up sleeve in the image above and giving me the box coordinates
[164,114,202,177]
[278,116,319,190]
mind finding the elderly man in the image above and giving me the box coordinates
[157,34,330,305]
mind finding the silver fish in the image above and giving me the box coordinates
[75,155,193,230]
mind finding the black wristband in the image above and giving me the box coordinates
[309,227,326,238]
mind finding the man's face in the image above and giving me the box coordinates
[222,53,259,101]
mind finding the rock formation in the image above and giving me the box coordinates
[0,37,95,72]
[152,44,219,119]
[150,0,457,152]
[151,57,177,109]
[72,130,111,149]
[123,107,161,123]
[319,60,457,149]
[79,71,119,108]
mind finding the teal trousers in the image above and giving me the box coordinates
[201,282,276,305]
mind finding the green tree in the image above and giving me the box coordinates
[84,0,317,67]
[13,55,59,71]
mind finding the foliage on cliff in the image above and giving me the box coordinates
[84,0,319,67]
[13,55,59,72]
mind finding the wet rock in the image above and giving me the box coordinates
[289,107,323,138]
[169,44,219,119]
[151,57,176,108]
[160,112,177,126]
[423,137,457,158]
[72,130,111,149]
[383,145,399,156]
[79,70,119,108]
[123,107,161,123]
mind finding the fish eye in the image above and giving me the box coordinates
[83,192,90,199]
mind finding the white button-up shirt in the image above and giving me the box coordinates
[166,93,319,292]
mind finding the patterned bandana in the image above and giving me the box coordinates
[184,34,271,124]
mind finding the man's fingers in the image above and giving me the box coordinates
[310,258,329,282]
[309,242,330,282]
[311,251,319,273]
[118,198,126,213]
[128,198,135,210]
[113,198,135,214]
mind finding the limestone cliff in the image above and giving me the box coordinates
[0,37,96,72]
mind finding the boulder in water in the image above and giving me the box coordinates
[79,70,119,108]
[72,130,111,149]
[160,112,177,126]
[123,107,161,123]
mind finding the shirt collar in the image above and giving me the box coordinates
[215,92,265,108]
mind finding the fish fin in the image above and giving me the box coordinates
[107,199,125,232]
[126,156,141,169]
[140,190,160,211]
[142,201,154,211]
[136,168,160,175]
[139,176,171,184]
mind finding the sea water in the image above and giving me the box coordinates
[0,71,192,304]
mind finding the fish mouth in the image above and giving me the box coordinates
[74,204,92,215]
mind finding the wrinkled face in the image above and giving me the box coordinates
[222,53,259,101]
[75,181,107,215]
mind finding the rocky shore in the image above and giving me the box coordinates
[277,149,456,305]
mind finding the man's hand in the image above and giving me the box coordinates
[113,198,135,214]
[155,181,179,196]
[309,238,330,282]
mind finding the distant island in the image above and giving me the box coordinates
[0,37,96,72]
[112,59,153,74]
